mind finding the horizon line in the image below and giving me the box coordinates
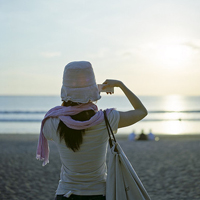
[0,94,200,97]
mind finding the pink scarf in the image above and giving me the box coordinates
[36,102,112,166]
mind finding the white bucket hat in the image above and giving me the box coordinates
[61,61,101,103]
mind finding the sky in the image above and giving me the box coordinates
[1,0,200,96]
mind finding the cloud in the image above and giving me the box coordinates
[182,41,200,51]
[122,52,132,57]
[40,52,61,58]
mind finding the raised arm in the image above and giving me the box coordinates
[102,79,148,128]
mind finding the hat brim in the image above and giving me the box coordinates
[61,84,101,103]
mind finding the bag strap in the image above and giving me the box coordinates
[103,110,117,148]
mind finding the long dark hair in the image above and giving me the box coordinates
[57,101,95,152]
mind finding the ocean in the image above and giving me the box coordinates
[0,95,200,135]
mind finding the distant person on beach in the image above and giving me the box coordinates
[137,129,148,140]
[128,130,136,141]
[148,129,155,141]
[36,61,148,200]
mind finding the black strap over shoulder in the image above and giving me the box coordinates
[103,110,117,149]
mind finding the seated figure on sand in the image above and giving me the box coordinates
[137,129,148,140]
[148,129,155,141]
[128,130,136,141]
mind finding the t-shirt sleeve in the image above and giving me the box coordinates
[107,109,120,134]
[43,118,60,140]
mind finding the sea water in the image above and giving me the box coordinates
[0,95,200,135]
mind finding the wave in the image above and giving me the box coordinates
[143,118,200,121]
[0,119,42,122]
[0,111,46,114]
[1,109,200,123]
[149,110,200,113]
[0,118,200,123]
[1,110,200,114]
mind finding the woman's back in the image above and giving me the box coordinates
[43,109,120,196]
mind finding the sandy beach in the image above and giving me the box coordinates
[0,134,200,200]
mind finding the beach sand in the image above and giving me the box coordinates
[0,134,200,200]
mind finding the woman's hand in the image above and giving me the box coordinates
[102,79,122,94]
[102,79,122,88]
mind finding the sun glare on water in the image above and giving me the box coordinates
[163,96,186,134]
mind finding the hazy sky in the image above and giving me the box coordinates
[1,0,200,96]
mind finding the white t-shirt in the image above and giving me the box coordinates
[43,109,120,196]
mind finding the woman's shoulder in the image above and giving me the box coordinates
[96,109,120,134]
[106,108,120,119]
[44,117,60,128]
[43,117,60,140]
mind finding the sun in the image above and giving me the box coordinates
[155,43,192,68]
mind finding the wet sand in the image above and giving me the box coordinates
[0,134,200,200]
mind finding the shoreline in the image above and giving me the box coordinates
[1,132,200,141]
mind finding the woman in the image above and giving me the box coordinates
[36,61,147,200]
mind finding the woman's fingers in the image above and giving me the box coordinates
[102,79,120,90]
[106,92,113,95]
[102,79,112,88]
[103,80,108,84]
